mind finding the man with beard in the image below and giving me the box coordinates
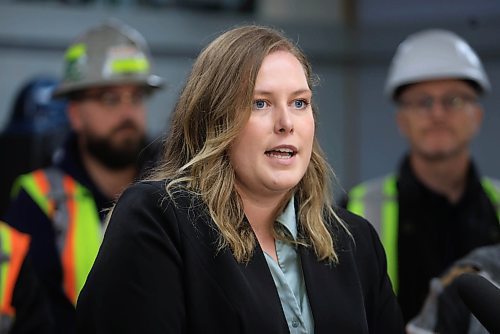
[4,19,163,333]
[342,29,500,325]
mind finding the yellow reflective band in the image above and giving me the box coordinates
[0,224,10,309]
[481,178,500,220]
[347,184,367,217]
[111,58,149,74]
[74,184,102,302]
[12,174,50,216]
[381,176,398,294]
[65,43,86,61]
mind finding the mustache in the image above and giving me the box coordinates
[111,120,141,134]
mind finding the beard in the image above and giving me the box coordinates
[84,121,147,170]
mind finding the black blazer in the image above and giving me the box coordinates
[76,181,404,334]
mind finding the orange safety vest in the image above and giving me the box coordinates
[0,221,30,328]
[11,168,102,305]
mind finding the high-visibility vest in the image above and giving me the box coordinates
[0,221,30,333]
[11,168,102,305]
[347,174,500,294]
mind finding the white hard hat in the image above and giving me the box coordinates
[384,29,490,100]
[53,19,164,98]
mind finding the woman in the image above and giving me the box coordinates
[76,25,404,333]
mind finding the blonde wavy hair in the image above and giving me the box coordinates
[150,25,344,263]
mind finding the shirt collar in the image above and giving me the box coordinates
[399,154,480,205]
[275,196,298,240]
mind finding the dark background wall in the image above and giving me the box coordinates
[1,0,500,200]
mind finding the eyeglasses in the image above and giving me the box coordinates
[398,94,478,115]
[77,89,150,108]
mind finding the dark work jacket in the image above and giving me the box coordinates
[397,157,500,322]
[10,254,54,334]
[76,181,404,334]
[4,132,160,334]
[341,155,500,323]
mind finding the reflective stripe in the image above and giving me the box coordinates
[61,177,77,304]
[381,176,398,293]
[73,182,101,302]
[111,58,149,74]
[348,174,500,295]
[347,175,399,292]
[45,168,69,253]
[0,225,11,315]
[346,185,367,227]
[65,43,86,61]
[12,169,102,305]
[0,222,30,316]
[481,177,500,220]
[12,170,54,217]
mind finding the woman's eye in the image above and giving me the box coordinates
[253,100,268,110]
[294,99,309,109]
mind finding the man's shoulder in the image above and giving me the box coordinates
[350,174,395,189]
[13,167,82,197]
[333,207,386,261]
[15,166,69,181]
[347,173,397,198]
[481,176,500,188]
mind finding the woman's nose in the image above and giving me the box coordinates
[274,105,294,134]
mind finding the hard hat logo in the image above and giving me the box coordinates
[63,43,87,83]
[53,20,164,99]
[104,45,150,78]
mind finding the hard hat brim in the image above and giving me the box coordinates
[385,70,491,100]
[52,74,164,99]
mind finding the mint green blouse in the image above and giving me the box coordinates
[263,198,314,334]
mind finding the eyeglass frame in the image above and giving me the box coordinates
[397,93,479,115]
[70,87,152,108]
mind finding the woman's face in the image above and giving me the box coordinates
[229,50,315,202]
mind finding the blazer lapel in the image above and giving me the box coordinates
[299,245,368,334]
[241,244,290,332]
[187,207,289,332]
